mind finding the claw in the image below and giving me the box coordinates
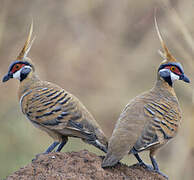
[32,152,48,162]
[137,162,168,179]
[154,170,168,179]
[138,162,153,171]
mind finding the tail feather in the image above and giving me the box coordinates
[102,152,119,168]
[94,139,107,153]
[85,139,107,153]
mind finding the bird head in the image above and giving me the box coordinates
[2,22,35,83]
[155,16,190,87]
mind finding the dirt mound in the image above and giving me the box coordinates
[6,150,165,180]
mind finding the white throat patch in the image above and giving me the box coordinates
[13,68,23,80]
[13,66,32,80]
[170,71,179,82]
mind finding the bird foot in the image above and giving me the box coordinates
[138,162,168,179]
[138,162,153,171]
[153,170,168,180]
[32,152,48,162]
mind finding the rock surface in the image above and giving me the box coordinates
[6,150,166,180]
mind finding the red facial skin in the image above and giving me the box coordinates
[11,64,25,73]
[164,66,182,75]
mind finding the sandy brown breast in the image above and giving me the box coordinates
[19,80,107,150]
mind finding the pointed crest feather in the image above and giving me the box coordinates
[157,49,166,59]
[17,20,35,60]
[154,15,177,62]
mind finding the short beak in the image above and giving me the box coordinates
[2,72,13,82]
[180,74,190,83]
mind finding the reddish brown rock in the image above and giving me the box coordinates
[6,150,166,180]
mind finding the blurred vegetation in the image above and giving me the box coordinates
[0,0,193,179]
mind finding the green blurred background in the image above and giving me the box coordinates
[0,0,194,179]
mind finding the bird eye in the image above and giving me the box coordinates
[15,65,19,69]
[12,64,22,73]
[170,66,176,71]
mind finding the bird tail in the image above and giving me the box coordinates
[92,139,107,153]
[66,118,108,153]
[92,127,108,153]
[101,152,119,168]
[83,133,108,153]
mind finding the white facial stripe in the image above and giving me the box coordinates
[159,69,170,78]
[13,66,32,80]
[170,72,179,82]
[13,68,23,80]
[159,69,168,73]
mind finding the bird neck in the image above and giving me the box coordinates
[154,75,176,97]
[18,72,40,99]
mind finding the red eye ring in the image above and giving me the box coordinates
[164,65,181,75]
[15,65,20,69]
[11,64,25,73]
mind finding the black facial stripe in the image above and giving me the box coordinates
[163,76,172,87]
[158,62,184,74]
[20,67,31,82]
[20,72,28,82]
[8,60,32,72]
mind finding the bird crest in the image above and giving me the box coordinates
[154,16,177,63]
[17,21,35,60]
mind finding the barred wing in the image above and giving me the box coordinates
[134,100,181,152]
[20,84,103,141]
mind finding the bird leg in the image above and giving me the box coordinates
[134,153,153,170]
[32,141,59,162]
[131,147,153,170]
[150,155,159,171]
[56,138,68,152]
[150,150,168,179]
[45,141,60,153]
